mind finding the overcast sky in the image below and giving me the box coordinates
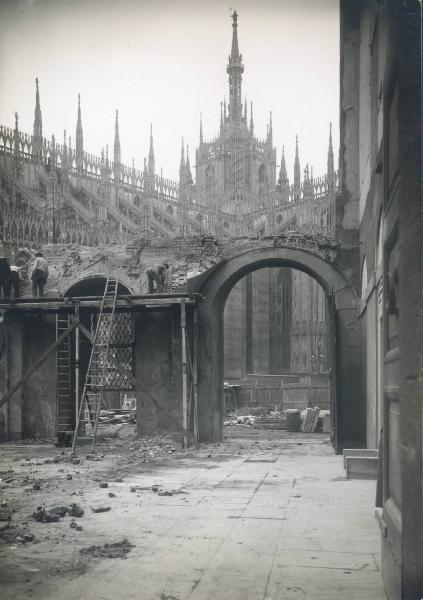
[0,0,339,183]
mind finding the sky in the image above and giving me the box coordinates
[0,0,339,183]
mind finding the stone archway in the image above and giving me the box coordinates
[64,275,131,297]
[192,246,362,453]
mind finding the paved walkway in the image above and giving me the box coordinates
[33,434,387,600]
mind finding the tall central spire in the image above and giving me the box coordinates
[227,10,244,122]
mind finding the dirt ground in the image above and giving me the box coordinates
[0,426,336,599]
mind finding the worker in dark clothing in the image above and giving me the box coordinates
[30,251,49,298]
[0,254,11,300]
[147,263,169,294]
[10,265,21,299]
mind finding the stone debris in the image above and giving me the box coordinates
[80,538,133,560]
[49,506,69,517]
[0,506,13,523]
[126,436,178,463]
[0,525,36,545]
[224,415,256,427]
[32,503,84,522]
[91,506,111,513]
[32,507,60,523]
[68,504,84,518]
[85,454,103,461]
[99,482,108,489]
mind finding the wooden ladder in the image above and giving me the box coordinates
[71,277,118,453]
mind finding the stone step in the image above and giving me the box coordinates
[343,448,378,469]
[346,455,379,480]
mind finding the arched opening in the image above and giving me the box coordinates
[223,267,331,437]
[193,247,361,453]
[64,275,131,297]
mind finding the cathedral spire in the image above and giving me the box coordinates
[148,123,155,180]
[220,103,224,131]
[33,78,43,158]
[185,145,193,185]
[200,112,203,144]
[227,10,244,122]
[294,135,301,198]
[244,96,247,121]
[327,121,335,191]
[114,109,121,166]
[279,146,288,184]
[76,94,83,170]
[179,137,185,186]
[268,111,273,143]
[249,101,254,135]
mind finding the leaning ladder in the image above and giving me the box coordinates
[56,312,73,436]
[71,277,118,453]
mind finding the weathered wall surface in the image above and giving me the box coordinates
[135,307,193,441]
[22,315,56,439]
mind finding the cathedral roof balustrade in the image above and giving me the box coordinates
[0,122,180,204]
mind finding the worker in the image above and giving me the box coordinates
[0,251,11,300]
[9,265,22,299]
[30,251,49,298]
[15,244,31,265]
[147,263,169,294]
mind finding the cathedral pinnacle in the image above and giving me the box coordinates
[76,93,84,170]
[186,145,193,185]
[114,109,121,167]
[33,77,43,155]
[227,10,244,122]
[179,137,185,186]
[294,135,301,198]
[279,145,288,184]
[148,123,155,179]
[249,101,254,134]
[200,113,203,144]
[327,121,335,190]
[230,10,240,59]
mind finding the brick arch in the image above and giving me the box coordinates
[63,275,132,297]
[192,246,362,452]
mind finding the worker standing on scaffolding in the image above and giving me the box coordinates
[0,248,11,300]
[30,251,49,298]
[147,263,169,294]
[9,265,22,299]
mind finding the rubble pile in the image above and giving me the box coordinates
[126,436,178,463]
[80,538,134,560]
